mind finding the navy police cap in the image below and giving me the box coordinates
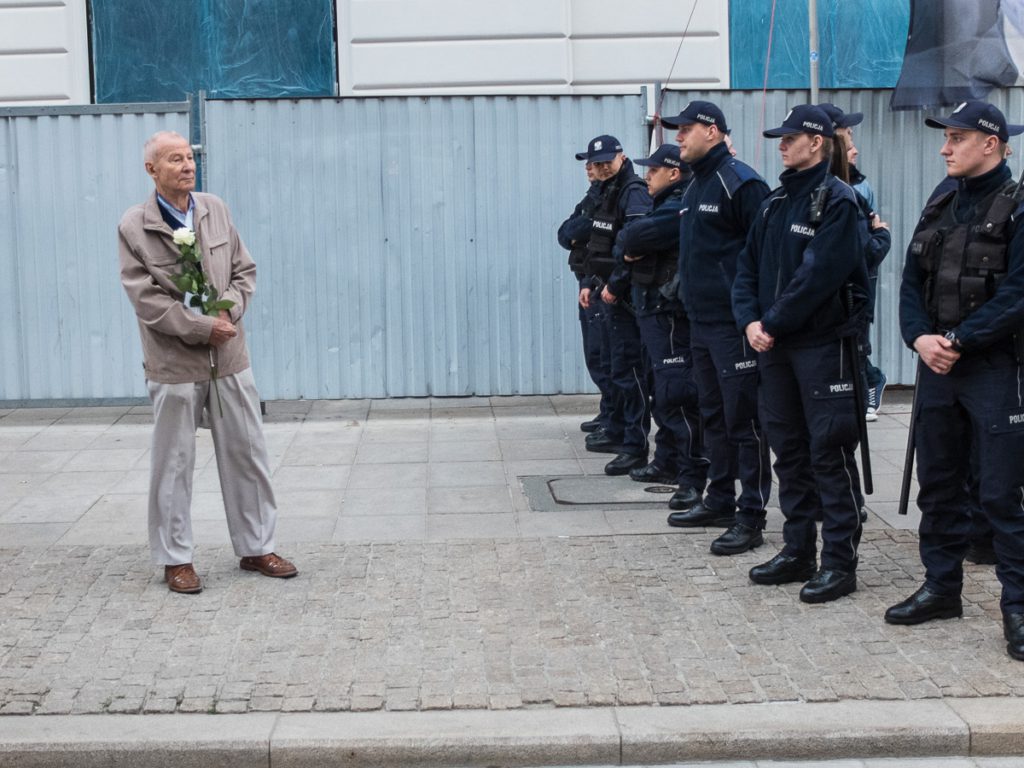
[763,105,834,138]
[817,102,864,129]
[575,134,623,163]
[634,143,683,169]
[660,100,729,133]
[925,101,1024,143]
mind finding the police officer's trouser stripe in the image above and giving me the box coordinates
[677,407,708,464]
[629,365,649,452]
[840,444,862,563]
[750,417,769,511]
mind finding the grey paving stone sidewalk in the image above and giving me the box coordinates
[1,391,1019,722]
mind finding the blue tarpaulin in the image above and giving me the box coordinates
[91,0,336,103]
[730,0,910,90]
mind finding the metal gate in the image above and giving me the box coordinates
[202,94,647,399]
[0,103,190,403]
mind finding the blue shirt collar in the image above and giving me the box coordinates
[156,192,195,230]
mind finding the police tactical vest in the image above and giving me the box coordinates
[910,181,1015,328]
[629,246,677,287]
[584,202,618,279]
[584,170,645,280]
[568,246,587,278]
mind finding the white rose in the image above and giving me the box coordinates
[172,227,196,247]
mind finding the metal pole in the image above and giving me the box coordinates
[653,80,663,147]
[808,0,820,103]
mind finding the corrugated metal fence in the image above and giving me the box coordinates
[0,104,190,402]
[3,90,1022,401]
[204,95,647,399]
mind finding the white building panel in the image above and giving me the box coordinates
[350,40,568,90]
[338,0,730,95]
[0,0,89,105]
[572,38,728,87]
[349,0,564,40]
[570,0,724,37]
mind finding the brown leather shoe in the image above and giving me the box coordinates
[239,552,298,578]
[164,563,202,594]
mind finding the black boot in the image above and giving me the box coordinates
[710,523,763,556]
[884,585,962,625]
[799,568,856,603]
[585,429,622,454]
[580,417,602,433]
[666,486,701,511]
[604,453,647,476]
[1004,613,1024,661]
[628,463,677,485]
[749,552,816,585]
[667,498,734,527]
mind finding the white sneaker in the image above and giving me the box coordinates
[865,407,878,423]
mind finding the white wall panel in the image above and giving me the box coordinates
[570,0,724,38]
[350,40,568,90]
[0,0,89,105]
[337,0,729,96]
[572,38,728,87]
[349,0,564,40]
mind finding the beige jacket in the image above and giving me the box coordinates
[118,192,256,384]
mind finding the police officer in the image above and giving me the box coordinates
[615,143,709,502]
[559,161,612,434]
[819,103,891,421]
[733,105,868,604]
[887,101,1024,661]
[578,136,653,473]
[660,101,773,555]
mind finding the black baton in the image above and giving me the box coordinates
[898,359,921,515]
[845,285,873,495]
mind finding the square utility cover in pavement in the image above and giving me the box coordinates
[520,475,677,512]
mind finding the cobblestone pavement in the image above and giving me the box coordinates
[601,761,1023,767]
[0,392,1020,719]
[0,529,1018,716]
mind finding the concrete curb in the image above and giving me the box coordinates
[1,698,1022,767]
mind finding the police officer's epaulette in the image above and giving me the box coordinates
[823,174,858,205]
[919,189,956,224]
[759,186,787,218]
[623,174,648,192]
[981,179,1024,232]
[715,159,761,198]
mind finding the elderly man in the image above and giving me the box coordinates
[118,130,296,593]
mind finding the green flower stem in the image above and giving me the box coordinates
[209,349,224,419]
[172,228,234,419]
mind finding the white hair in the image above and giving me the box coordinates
[143,131,188,164]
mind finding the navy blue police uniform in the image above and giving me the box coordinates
[588,153,653,465]
[922,173,993,564]
[616,145,709,495]
[819,102,893,418]
[559,178,613,432]
[891,102,1024,658]
[671,124,773,550]
[733,106,869,603]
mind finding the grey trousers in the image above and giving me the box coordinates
[146,367,277,565]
